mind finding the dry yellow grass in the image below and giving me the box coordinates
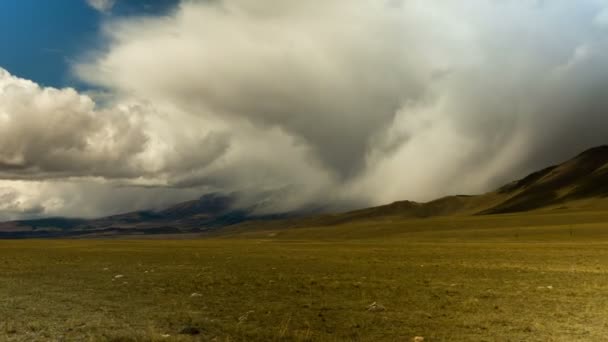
[2,209,608,340]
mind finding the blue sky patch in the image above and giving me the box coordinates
[0,0,179,89]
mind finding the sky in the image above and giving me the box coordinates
[2,0,608,220]
[0,0,179,88]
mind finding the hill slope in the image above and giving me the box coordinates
[483,146,608,213]
[399,146,607,213]
[348,146,608,220]
[230,145,608,232]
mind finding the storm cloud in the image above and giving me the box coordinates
[2,0,608,218]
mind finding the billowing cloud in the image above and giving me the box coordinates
[3,0,608,219]
[0,186,43,218]
[0,67,335,218]
[0,179,205,220]
[86,0,116,13]
[0,68,148,180]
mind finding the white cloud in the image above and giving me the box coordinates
[0,69,148,179]
[0,186,43,217]
[0,66,336,218]
[86,0,116,13]
[77,1,608,200]
[4,0,608,219]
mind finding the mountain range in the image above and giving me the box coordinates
[2,145,608,238]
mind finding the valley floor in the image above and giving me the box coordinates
[2,211,608,341]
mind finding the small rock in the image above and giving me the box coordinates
[161,334,170,338]
[367,302,386,312]
[179,326,201,335]
[114,274,124,279]
[413,337,425,342]
[547,285,553,290]
[190,292,203,298]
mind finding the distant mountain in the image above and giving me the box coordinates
[0,193,300,238]
[2,146,608,238]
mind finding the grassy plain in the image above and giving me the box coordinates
[3,210,608,341]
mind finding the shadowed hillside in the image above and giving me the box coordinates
[482,146,608,213]
[359,146,608,217]
[231,145,608,232]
